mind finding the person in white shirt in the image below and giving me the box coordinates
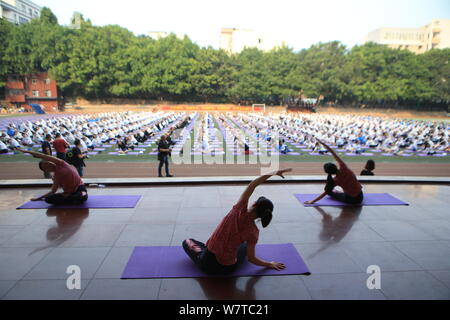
[0,139,8,154]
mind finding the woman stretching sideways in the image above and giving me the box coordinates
[305,139,363,205]
[16,148,88,205]
[183,168,293,275]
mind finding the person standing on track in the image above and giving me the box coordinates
[157,133,173,178]
[41,134,53,179]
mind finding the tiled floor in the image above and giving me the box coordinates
[0,183,449,300]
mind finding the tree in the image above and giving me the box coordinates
[0,19,13,89]
[39,7,58,25]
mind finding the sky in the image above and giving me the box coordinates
[35,0,450,51]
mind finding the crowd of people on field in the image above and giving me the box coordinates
[1,111,449,159]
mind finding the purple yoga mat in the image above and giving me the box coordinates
[121,243,310,279]
[294,193,408,207]
[17,195,141,209]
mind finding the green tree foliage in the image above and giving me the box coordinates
[1,10,449,109]
[0,19,13,88]
[40,7,58,25]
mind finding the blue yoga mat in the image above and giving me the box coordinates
[17,195,142,209]
[121,243,310,279]
[294,193,409,207]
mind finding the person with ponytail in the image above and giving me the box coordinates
[305,139,363,205]
[183,168,292,275]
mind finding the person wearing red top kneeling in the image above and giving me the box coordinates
[16,148,88,205]
[305,139,363,205]
[182,168,292,275]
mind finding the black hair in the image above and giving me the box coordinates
[324,162,338,175]
[255,197,273,228]
[38,160,47,172]
[365,159,375,171]
[45,134,52,140]
[55,133,61,138]
[74,139,81,146]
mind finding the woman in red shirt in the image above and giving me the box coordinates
[305,139,363,205]
[16,148,88,205]
[183,168,292,275]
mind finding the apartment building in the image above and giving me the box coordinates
[0,0,41,24]
[365,19,450,54]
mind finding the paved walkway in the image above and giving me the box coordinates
[0,183,449,299]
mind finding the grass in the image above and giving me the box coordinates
[2,147,448,164]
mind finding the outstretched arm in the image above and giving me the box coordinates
[16,148,63,165]
[247,242,285,270]
[304,192,327,205]
[316,139,343,164]
[239,168,293,203]
[31,183,59,201]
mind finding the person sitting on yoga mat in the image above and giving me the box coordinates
[182,168,292,275]
[16,148,88,205]
[304,139,363,205]
[360,159,375,176]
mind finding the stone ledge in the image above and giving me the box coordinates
[0,176,449,188]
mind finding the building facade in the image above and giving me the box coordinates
[220,28,286,54]
[5,73,59,111]
[364,19,450,54]
[0,0,41,24]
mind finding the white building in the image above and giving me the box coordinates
[0,0,41,24]
[365,19,450,54]
[220,28,286,54]
[147,31,187,40]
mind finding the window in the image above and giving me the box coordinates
[44,78,51,85]
[32,90,39,97]
[45,90,52,97]
[29,8,32,16]
[8,89,24,95]
[31,78,37,84]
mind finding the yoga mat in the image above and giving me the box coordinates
[121,243,310,279]
[294,193,409,207]
[17,195,141,210]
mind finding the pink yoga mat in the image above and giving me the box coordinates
[121,243,310,279]
[294,193,408,207]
